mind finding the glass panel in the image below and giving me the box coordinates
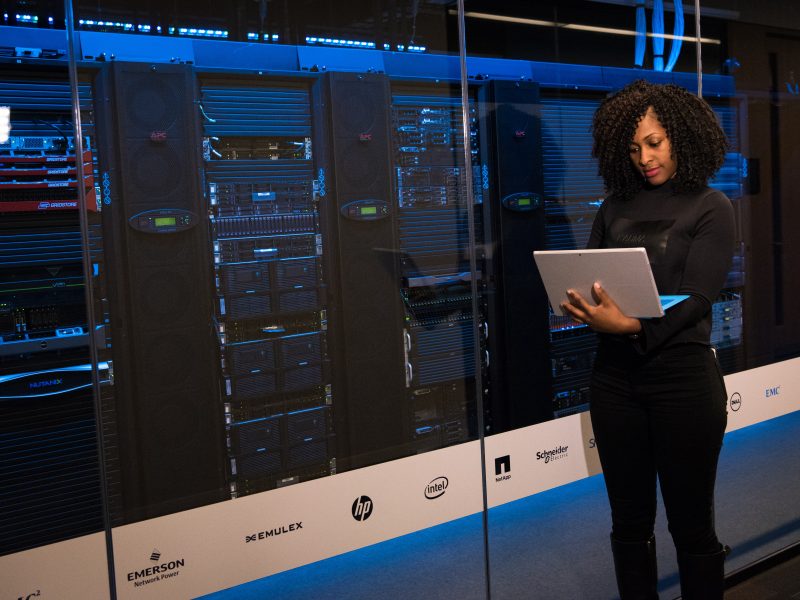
[0,4,112,599]
[65,0,488,598]
[460,1,792,599]
[701,0,800,586]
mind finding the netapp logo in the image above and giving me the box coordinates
[765,386,781,398]
[424,476,449,500]
[246,522,303,543]
[494,455,511,482]
[536,445,569,464]
[729,392,742,412]
[127,553,185,588]
[352,496,373,521]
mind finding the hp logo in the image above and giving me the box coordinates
[352,495,373,522]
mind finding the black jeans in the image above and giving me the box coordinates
[590,341,728,555]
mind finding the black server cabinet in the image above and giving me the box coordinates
[94,62,226,521]
[314,72,409,469]
[482,80,553,431]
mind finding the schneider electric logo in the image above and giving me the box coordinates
[126,551,185,588]
[494,455,511,482]
[245,522,303,543]
[424,476,449,499]
[536,445,569,464]
[352,496,373,521]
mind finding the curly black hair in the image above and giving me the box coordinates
[592,80,727,200]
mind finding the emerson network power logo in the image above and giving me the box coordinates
[126,550,185,588]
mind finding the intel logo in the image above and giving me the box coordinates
[424,476,449,500]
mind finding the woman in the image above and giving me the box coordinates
[562,80,734,600]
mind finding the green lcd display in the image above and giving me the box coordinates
[360,206,378,216]
[517,198,531,206]
[154,216,177,227]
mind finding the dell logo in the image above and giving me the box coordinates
[729,392,742,412]
[352,496,373,521]
[765,386,781,398]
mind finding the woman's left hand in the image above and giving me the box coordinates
[560,282,642,335]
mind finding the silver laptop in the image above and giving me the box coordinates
[533,248,688,319]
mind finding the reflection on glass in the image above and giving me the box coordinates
[461,0,722,71]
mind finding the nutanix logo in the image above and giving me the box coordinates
[245,522,304,544]
[494,455,511,482]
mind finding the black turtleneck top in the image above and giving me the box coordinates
[587,182,735,355]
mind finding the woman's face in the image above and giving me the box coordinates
[629,108,677,187]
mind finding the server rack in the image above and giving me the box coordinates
[200,75,334,496]
[0,71,106,554]
[538,93,605,417]
[390,81,485,451]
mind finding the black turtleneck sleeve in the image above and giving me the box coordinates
[588,185,735,354]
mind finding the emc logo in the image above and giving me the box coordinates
[765,386,781,398]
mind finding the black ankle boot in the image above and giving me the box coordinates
[677,545,726,600]
[610,534,659,599]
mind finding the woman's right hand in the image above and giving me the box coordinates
[561,282,642,336]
